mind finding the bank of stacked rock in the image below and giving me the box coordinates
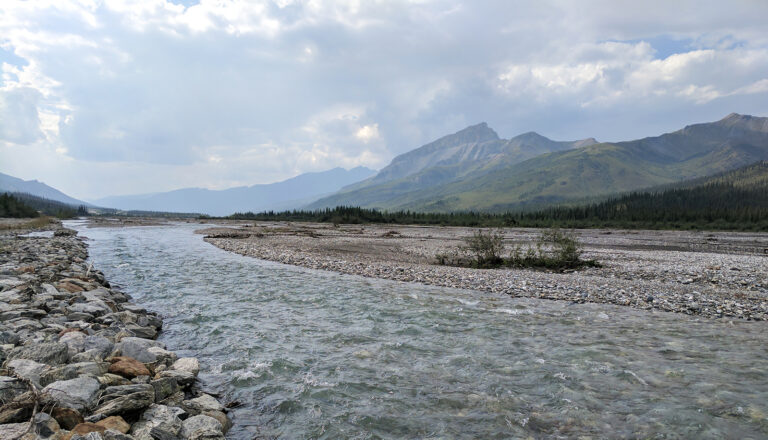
[0,226,231,440]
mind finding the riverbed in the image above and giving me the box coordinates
[74,222,768,439]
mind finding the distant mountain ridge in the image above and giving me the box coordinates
[96,166,376,216]
[309,113,768,212]
[312,123,597,209]
[0,172,90,207]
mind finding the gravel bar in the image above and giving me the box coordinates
[202,222,768,321]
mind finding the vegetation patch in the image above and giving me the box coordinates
[436,228,599,270]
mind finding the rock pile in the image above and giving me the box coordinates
[0,225,231,440]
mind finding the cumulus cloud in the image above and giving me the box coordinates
[0,0,766,198]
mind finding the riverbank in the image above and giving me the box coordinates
[0,221,231,439]
[202,222,768,320]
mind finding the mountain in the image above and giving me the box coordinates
[96,166,376,216]
[309,113,768,212]
[516,160,768,230]
[0,172,90,207]
[309,123,596,209]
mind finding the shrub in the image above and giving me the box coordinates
[463,229,505,267]
[436,227,598,271]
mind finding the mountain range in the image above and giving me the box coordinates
[94,166,376,216]
[0,173,91,207]
[309,113,768,212]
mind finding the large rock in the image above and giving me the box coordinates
[95,415,130,434]
[7,358,51,388]
[93,384,155,416]
[0,375,28,402]
[42,376,101,411]
[150,377,180,403]
[40,362,107,387]
[68,301,112,317]
[7,342,69,365]
[116,338,164,363]
[32,412,62,439]
[155,370,195,387]
[0,422,29,439]
[170,358,199,376]
[50,406,84,430]
[108,357,150,378]
[66,422,107,439]
[180,414,224,440]
[83,335,115,359]
[182,394,224,415]
[130,404,184,440]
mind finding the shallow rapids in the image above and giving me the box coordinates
[71,222,768,439]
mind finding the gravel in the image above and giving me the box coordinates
[201,222,768,320]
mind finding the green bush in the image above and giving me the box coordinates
[437,228,598,271]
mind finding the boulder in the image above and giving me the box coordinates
[50,406,84,430]
[108,357,151,378]
[0,422,29,439]
[116,338,165,363]
[182,394,224,415]
[97,373,132,387]
[155,370,195,387]
[42,376,101,411]
[32,412,62,439]
[170,358,199,376]
[7,342,69,365]
[147,347,177,367]
[150,377,180,403]
[40,362,107,387]
[180,414,224,440]
[95,416,130,434]
[66,422,106,439]
[7,358,51,388]
[93,384,155,416]
[201,410,231,434]
[130,404,184,440]
[0,375,28,402]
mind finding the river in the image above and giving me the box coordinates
[71,222,768,439]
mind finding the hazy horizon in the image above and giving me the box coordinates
[1,0,768,199]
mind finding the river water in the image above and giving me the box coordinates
[71,222,768,439]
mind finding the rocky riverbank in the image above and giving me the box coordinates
[0,222,231,440]
[202,222,768,321]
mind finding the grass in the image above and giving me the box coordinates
[0,216,54,231]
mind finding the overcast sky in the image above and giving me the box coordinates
[1,0,767,200]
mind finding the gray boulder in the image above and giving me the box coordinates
[40,361,107,387]
[180,414,224,440]
[130,404,185,440]
[116,337,165,363]
[7,342,69,365]
[182,394,224,416]
[42,376,101,411]
[7,358,50,388]
[0,376,28,402]
[94,384,155,416]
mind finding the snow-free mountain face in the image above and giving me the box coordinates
[309,114,768,212]
[309,123,597,209]
[0,172,90,207]
[95,166,376,216]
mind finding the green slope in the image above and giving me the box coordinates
[311,113,768,212]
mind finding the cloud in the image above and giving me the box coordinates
[0,0,766,198]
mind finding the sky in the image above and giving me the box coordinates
[1,0,767,200]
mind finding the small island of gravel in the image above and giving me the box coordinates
[200,221,768,321]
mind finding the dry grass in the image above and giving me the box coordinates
[0,216,54,231]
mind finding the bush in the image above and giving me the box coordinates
[436,227,598,271]
[463,229,505,267]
